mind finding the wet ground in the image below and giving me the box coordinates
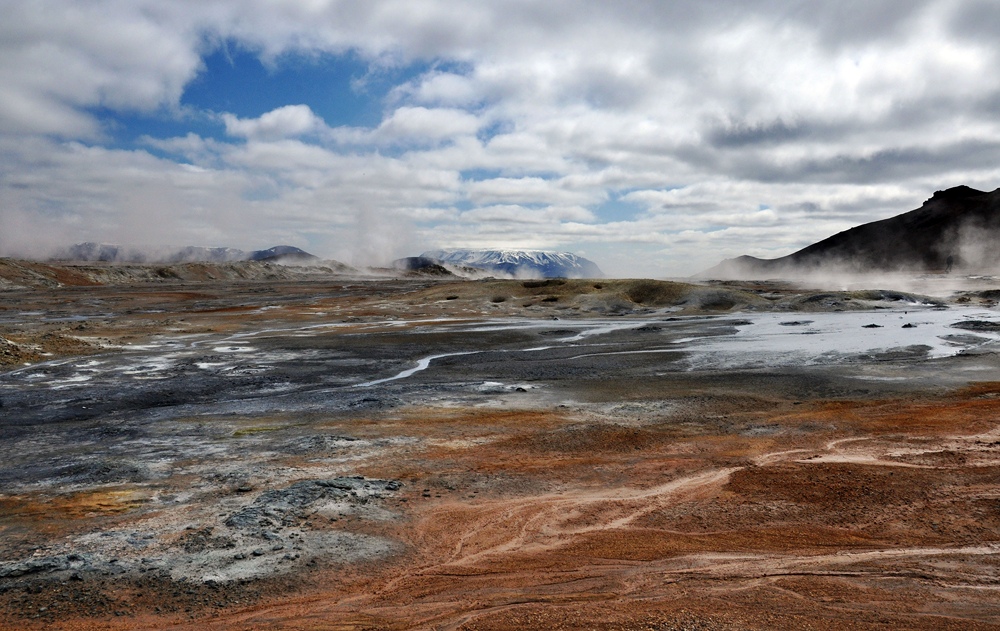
[3,274,1000,629]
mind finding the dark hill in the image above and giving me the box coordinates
[54,243,318,265]
[704,186,1000,278]
[391,257,456,276]
[247,246,318,263]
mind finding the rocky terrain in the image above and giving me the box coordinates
[706,185,1000,278]
[3,263,1000,629]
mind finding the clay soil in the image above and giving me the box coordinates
[2,271,1000,629]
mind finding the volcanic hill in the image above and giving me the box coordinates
[705,185,1000,278]
[54,243,318,264]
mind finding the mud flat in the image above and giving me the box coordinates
[3,270,1000,629]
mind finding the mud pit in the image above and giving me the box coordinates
[4,273,1000,629]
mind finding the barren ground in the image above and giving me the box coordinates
[3,266,1000,629]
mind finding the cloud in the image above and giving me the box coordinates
[0,1,202,136]
[459,204,595,225]
[223,105,325,140]
[375,106,481,142]
[465,177,599,207]
[323,106,484,148]
[397,71,481,107]
[3,0,1000,275]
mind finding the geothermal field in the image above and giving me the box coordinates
[3,263,1000,629]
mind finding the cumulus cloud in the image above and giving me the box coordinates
[223,105,326,140]
[3,0,1000,275]
[398,71,481,106]
[0,1,202,136]
[329,106,484,147]
[466,177,599,207]
[375,106,481,142]
[459,204,595,225]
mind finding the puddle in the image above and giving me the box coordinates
[679,308,1000,369]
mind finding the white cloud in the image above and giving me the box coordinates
[397,71,481,107]
[374,106,482,143]
[459,204,595,225]
[326,106,484,148]
[3,0,1000,275]
[223,105,326,140]
[465,177,599,207]
[0,1,202,136]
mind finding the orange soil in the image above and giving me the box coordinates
[14,388,1000,630]
[4,282,1000,630]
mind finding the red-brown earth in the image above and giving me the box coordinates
[2,264,1000,629]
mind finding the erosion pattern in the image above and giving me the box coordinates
[707,185,1000,277]
[3,265,1000,629]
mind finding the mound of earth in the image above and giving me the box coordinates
[0,259,356,289]
[409,278,770,314]
[0,337,41,366]
[390,257,457,276]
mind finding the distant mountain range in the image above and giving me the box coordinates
[703,186,1000,278]
[53,243,318,264]
[410,249,604,278]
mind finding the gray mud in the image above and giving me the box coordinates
[4,278,1000,625]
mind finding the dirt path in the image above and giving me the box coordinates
[433,467,739,567]
[177,428,1000,630]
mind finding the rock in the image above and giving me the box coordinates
[0,554,89,579]
[951,320,1000,332]
[224,477,402,533]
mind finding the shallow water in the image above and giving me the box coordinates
[680,307,1000,369]
[7,306,1000,393]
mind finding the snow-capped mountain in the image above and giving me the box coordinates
[421,249,603,278]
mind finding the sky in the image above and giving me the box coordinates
[2,0,1000,277]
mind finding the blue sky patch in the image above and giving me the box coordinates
[183,45,388,128]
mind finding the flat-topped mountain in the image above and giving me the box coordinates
[704,186,1000,278]
[419,249,603,278]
